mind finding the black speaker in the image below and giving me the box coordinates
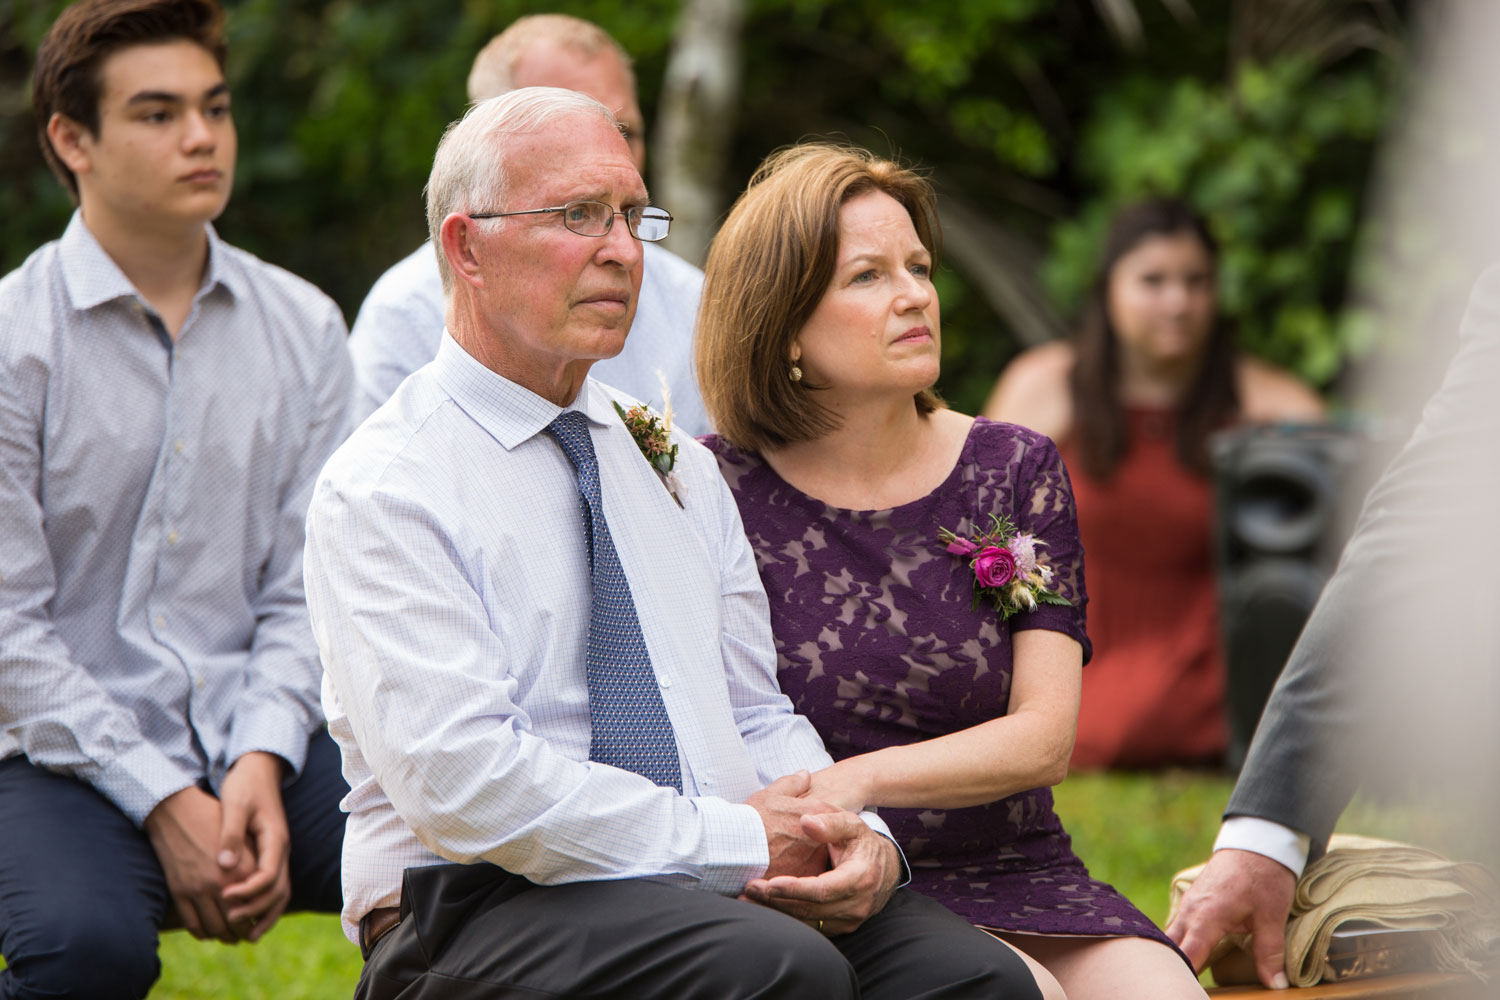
[1211,423,1362,771]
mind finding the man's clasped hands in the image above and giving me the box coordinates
[142,751,292,944]
[742,770,902,936]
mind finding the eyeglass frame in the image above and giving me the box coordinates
[466,200,673,242]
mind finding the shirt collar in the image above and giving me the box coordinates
[431,330,617,450]
[58,210,243,313]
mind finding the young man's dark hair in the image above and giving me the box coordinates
[32,0,225,201]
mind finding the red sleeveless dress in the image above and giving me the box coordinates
[1061,407,1227,769]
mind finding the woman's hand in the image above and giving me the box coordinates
[804,760,871,813]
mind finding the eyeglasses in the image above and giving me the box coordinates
[468,200,673,242]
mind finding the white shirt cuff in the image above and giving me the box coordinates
[1215,816,1311,878]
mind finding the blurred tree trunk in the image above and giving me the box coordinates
[652,0,746,267]
[937,189,1065,350]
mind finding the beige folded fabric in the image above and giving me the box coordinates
[1168,834,1500,987]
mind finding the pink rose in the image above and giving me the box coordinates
[946,537,978,556]
[972,546,1016,588]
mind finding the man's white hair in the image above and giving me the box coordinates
[425,86,616,295]
[466,14,634,104]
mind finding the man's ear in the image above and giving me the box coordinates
[438,213,487,291]
[46,113,94,176]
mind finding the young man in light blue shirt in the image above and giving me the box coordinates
[0,2,353,997]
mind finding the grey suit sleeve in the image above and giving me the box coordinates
[1228,264,1500,850]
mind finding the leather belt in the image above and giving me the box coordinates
[359,905,401,960]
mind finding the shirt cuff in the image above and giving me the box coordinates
[692,797,773,895]
[91,740,200,827]
[1215,815,1311,878]
[860,810,911,888]
[226,703,313,779]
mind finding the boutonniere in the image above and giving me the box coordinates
[938,513,1070,620]
[613,398,684,508]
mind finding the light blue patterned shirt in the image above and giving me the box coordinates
[307,332,887,940]
[0,213,355,825]
[346,239,710,434]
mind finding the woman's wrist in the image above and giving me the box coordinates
[838,755,883,810]
[810,756,878,812]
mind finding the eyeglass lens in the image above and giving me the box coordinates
[563,201,671,242]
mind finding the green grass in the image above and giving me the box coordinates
[151,913,362,999]
[0,770,1456,998]
[1052,768,1236,928]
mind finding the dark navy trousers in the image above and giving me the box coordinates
[0,730,346,1000]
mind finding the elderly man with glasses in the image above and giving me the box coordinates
[347,14,709,434]
[304,87,1042,1000]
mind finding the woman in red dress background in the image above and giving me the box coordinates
[984,200,1324,769]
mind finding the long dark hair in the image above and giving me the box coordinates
[1069,198,1238,480]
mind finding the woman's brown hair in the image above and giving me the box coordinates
[1069,198,1239,480]
[697,142,944,452]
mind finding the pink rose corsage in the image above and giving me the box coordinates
[938,513,1070,620]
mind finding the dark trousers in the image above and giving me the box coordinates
[359,862,1043,1000]
[0,730,347,1000]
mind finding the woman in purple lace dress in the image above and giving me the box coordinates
[696,144,1205,999]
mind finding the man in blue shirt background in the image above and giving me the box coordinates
[0,2,353,997]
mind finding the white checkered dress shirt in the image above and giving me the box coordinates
[307,332,891,942]
[0,213,355,824]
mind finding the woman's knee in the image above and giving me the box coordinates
[986,934,1066,1000]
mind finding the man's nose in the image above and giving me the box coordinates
[181,109,216,152]
[596,213,644,268]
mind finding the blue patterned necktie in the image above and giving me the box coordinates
[546,410,683,791]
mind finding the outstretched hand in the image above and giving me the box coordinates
[1166,848,1297,989]
[742,809,902,935]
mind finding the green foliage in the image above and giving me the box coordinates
[0,0,683,316]
[1046,55,1395,385]
[0,0,1402,412]
[729,1,1401,411]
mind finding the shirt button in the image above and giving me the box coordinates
[167,530,179,545]
[659,676,671,688]
[196,675,205,690]
[174,440,185,454]
[154,615,166,628]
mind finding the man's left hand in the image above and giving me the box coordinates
[741,810,901,935]
[217,751,293,942]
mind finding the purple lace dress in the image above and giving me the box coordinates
[707,418,1174,945]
